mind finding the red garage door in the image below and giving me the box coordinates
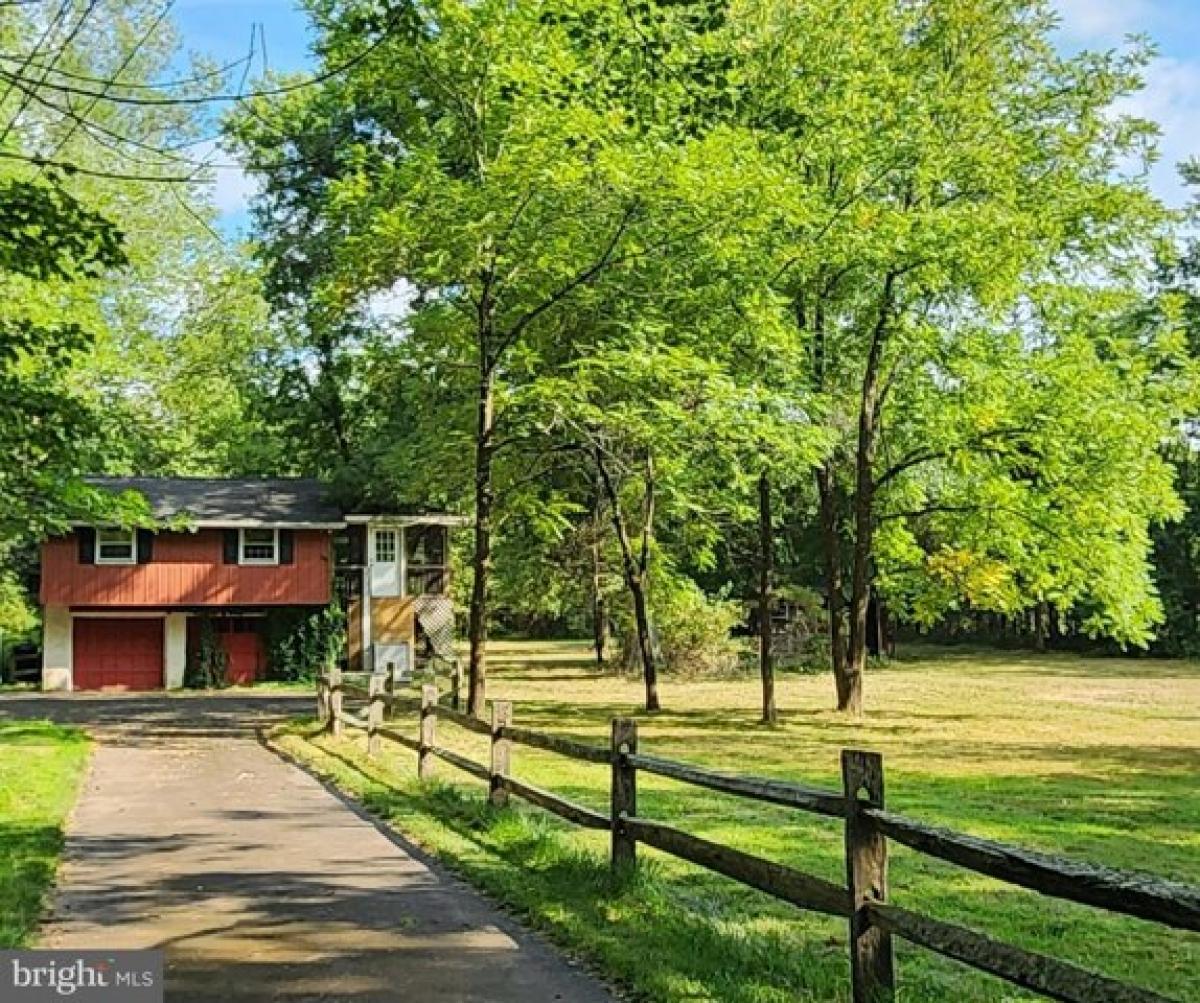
[73,618,164,691]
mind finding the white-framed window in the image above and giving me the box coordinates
[374,528,397,564]
[239,527,279,565]
[96,527,137,565]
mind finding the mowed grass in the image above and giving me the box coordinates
[273,641,1200,1002]
[0,720,89,946]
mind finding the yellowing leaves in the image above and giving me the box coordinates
[926,547,1018,611]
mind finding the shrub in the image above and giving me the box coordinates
[263,603,346,681]
[184,616,228,689]
[618,578,745,676]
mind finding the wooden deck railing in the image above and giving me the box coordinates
[316,668,1198,1003]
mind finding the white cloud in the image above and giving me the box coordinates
[186,140,260,225]
[1055,0,1154,42]
[1055,2,1200,208]
[209,162,259,218]
[368,281,417,322]
[1121,56,1200,207]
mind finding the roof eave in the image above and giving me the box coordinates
[344,513,471,527]
[68,520,347,530]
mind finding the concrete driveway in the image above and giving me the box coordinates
[0,693,618,1002]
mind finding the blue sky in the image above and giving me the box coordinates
[174,0,1200,228]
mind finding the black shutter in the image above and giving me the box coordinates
[223,529,239,564]
[136,528,154,564]
[77,527,95,564]
[279,529,295,565]
[347,524,366,566]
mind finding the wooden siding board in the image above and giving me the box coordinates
[41,529,332,607]
[371,596,415,644]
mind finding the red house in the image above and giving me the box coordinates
[39,478,462,691]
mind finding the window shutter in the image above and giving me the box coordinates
[348,525,366,566]
[136,529,154,564]
[279,529,295,565]
[223,529,239,564]
[77,527,96,565]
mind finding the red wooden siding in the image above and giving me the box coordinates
[41,529,332,608]
[187,617,264,685]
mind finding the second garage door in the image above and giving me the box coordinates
[73,617,164,691]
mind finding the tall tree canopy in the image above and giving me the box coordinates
[231,0,1194,715]
[0,1,277,624]
[736,0,1189,711]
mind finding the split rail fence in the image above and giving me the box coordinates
[316,668,1199,1003]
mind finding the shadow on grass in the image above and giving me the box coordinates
[893,645,1200,680]
[0,720,88,747]
[0,822,65,948]
[294,732,849,1003]
[295,729,1199,1002]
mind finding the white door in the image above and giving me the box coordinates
[370,528,401,597]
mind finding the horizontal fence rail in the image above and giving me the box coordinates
[626,751,846,817]
[867,902,1177,1003]
[498,724,610,765]
[623,815,850,917]
[500,776,610,830]
[865,807,1200,932]
[315,671,1197,1003]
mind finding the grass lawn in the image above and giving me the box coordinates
[272,641,1200,1002]
[0,720,89,947]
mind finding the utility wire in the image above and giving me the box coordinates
[47,0,178,162]
[0,148,194,181]
[0,0,72,143]
[0,49,255,91]
[8,0,104,146]
[0,10,402,108]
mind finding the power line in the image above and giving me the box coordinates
[0,10,404,108]
[0,0,72,143]
[0,49,255,91]
[47,0,179,161]
[8,0,104,147]
[0,148,196,182]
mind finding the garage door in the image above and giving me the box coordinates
[73,618,164,691]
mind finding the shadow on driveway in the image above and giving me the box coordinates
[0,691,312,747]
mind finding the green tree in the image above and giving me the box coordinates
[231,0,750,714]
[742,0,1185,712]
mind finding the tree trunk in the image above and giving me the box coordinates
[467,363,495,718]
[627,571,660,711]
[843,277,895,715]
[817,464,850,707]
[1033,601,1047,651]
[590,529,608,666]
[594,449,661,711]
[806,290,852,711]
[843,415,876,716]
[758,471,776,724]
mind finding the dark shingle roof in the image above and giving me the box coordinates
[86,477,344,527]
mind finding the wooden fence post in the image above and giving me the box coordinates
[490,700,513,807]
[451,663,463,711]
[842,749,894,1003]
[329,666,343,738]
[316,673,329,725]
[367,674,385,758]
[419,684,438,780]
[385,663,395,720]
[611,718,638,872]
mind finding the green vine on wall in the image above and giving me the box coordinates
[185,616,229,689]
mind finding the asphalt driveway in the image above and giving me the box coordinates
[0,693,618,1002]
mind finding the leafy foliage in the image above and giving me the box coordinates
[184,617,230,690]
[264,604,347,682]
